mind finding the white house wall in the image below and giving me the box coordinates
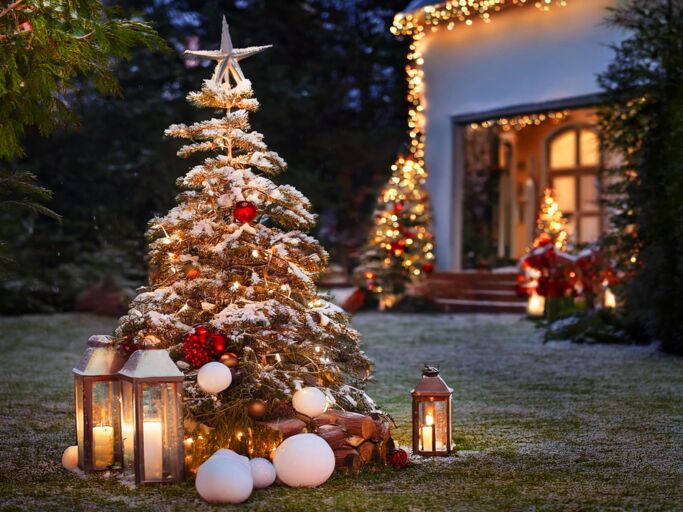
[417,0,623,270]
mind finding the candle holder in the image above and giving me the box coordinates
[72,335,125,471]
[118,349,184,484]
[411,365,453,456]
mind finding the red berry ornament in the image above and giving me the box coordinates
[208,332,228,356]
[182,333,211,369]
[389,448,408,468]
[234,201,257,223]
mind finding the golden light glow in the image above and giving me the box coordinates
[392,0,569,166]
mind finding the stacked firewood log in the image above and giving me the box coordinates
[265,410,394,472]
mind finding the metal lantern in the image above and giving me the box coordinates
[411,365,453,456]
[118,349,184,484]
[72,335,125,471]
[527,291,546,318]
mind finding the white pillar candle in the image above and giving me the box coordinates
[421,413,434,451]
[604,288,616,309]
[92,426,115,467]
[143,421,163,480]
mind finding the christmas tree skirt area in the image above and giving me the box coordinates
[1,313,682,511]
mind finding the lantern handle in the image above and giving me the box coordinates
[421,364,440,377]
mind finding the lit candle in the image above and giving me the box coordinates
[143,421,163,480]
[421,413,434,451]
[604,287,616,309]
[527,292,545,317]
[92,426,115,467]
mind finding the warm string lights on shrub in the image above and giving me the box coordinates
[534,188,569,251]
[355,157,435,306]
[391,0,569,165]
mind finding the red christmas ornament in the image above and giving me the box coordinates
[388,448,408,468]
[194,325,210,341]
[393,202,404,213]
[207,332,228,356]
[422,262,434,275]
[234,201,257,223]
[182,333,211,369]
[17,20,32,33]
[390,239,407,255]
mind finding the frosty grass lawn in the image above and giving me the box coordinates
[1,313,682,511]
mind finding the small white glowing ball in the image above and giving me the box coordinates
[292,387,328,418]
[211,449,250,470]
[197,361,232,394]
[196,457,253,504]
[273,433,335,488]
[249,457,276,489]
[61,445,79,471]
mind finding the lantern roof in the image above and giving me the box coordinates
[73,335,125,376]
[411,366,452,397]
[118,349,183,381]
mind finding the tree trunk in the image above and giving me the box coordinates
[264,418,306,439]
[334,447,361,472]
[325,410,377,440]
[316,424,348,450]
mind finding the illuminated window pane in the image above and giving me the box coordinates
[550,130,576,169]
[553,176,575,213]
[580,216,600,243]
[580,175,599,212]
[580,129,600,167]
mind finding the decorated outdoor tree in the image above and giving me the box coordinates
[533,188,569,250]
[355,156,435,308]
[113,19,377,464]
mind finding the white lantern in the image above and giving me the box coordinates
[118,349,184,484]
[292,387,328,418]
[603,286,616,309]
[527,292,545,318]
[273,433,335,487]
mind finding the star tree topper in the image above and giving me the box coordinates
[184,16,271,87]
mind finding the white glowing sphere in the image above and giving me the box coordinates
[211,449,250,470]
[273,433,335,488]
[249,457,276,489]
[196,457,253,504]
[197,362,232,394]
[61,445,79,471]
[292,387,328,418]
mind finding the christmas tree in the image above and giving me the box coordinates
[114,19,376,462]
[355,156,435,307]
[533,188,569,250]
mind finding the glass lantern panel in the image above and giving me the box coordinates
[141,383,180,482]
[121,380,135,469]
[91,380,120,468]
[74,377,84,466]
[418,400,448,452]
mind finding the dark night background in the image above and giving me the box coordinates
[1,0,410,313]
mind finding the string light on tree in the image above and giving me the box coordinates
[355,156,435,307]
[534,188,569,250]
[113,17,378,462]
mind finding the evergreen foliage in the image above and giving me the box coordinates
[354,156,435,309]
[114,62,377,460]
[0,1,408,313]
[598,0,683,355]
[0,0,163,160]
